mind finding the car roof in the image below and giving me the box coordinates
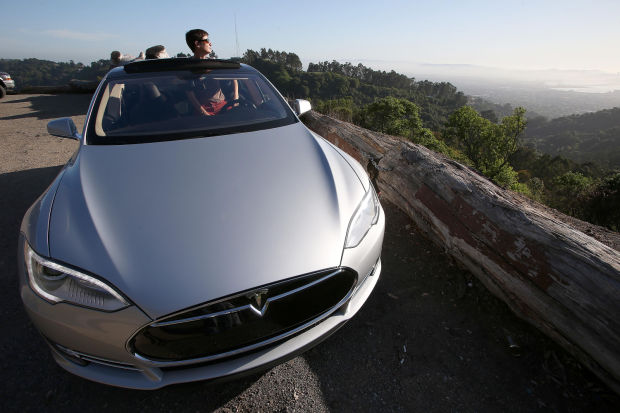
[107,58,256,80]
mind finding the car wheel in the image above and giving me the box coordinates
[0,85,6,99]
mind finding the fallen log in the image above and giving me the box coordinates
[303,110,620,394]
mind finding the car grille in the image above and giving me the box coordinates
[129,268,357,363]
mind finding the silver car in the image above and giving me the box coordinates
[1,71,15,98]
[18,58,385,389]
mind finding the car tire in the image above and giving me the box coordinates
[0,85,6,99]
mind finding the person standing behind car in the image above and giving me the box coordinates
[145,45,169,59]
[185,29,238,116]
[109,50,145,70]
[141,45,170,116]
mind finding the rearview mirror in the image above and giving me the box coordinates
[293,99,312,116]
[47,118,81,140]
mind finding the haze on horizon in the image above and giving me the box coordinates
[2,0,620,91]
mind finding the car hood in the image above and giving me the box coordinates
[48,123,365,319]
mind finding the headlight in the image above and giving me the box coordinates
[345,185,380,248]
[24,242,129,311]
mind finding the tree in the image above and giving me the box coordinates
[272,68,292,92]
[284,53,302,72]
[444,105,490,165]
[445,106,527,183]
[314,98,355,122]
[480,109,498,123]
[500,107,527,167]
[358,97,424,138]
[551,171,594,216]
[585,172,620,230]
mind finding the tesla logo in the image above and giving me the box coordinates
[247,289,269,317]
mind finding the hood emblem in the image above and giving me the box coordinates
[247,289,269,317]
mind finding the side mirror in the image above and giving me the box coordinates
[47,118,81,140]
[293,99,312,116]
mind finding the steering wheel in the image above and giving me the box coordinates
[222,99,241,112]
[222,95,256,112]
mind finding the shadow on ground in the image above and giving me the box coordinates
[302,201,620,412]
[0,94,92,121]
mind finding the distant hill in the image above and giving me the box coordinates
[452,78,620,119]
[242,50,468,131]
[523,107,620,169]
[407,65,620,119]
[468,96,548,122]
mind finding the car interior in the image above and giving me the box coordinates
[94,73,289,138]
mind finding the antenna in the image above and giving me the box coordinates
[234,13,240,58]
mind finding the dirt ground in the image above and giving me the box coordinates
[1,94,618,412]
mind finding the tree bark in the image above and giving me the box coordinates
[303,111,620,394]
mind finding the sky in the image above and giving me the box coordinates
[2,0,620,82]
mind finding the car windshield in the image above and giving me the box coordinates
[87,69,297,144]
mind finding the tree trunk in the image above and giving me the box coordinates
[303,111,620,394]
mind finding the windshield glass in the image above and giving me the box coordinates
[87,70,297,144]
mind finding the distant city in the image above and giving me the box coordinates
[332,59,620,119]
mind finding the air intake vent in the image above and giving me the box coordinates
[130,268,357,362]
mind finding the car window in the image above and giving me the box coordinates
[87,71,297,144]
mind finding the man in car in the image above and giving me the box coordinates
[185,29,213,60]
[185,29,238,116]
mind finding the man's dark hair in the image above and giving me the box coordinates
[185,29,208,53]
[145,45,166,59]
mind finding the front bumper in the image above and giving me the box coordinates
[18,206,385,389]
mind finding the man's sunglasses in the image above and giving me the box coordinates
[197,38,210,43]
